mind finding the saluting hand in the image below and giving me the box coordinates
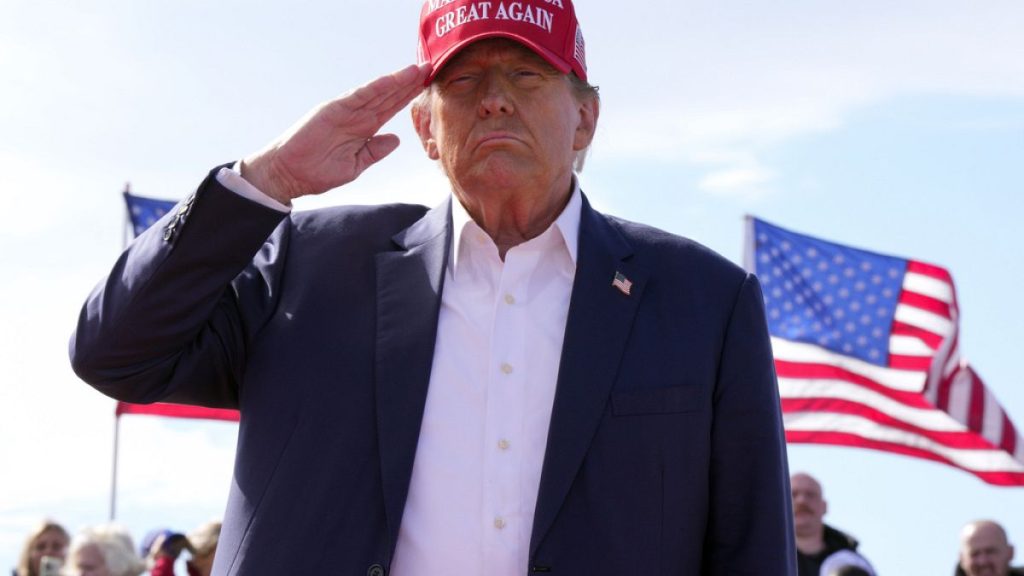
[241,63,431,205]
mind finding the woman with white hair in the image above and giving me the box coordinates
[63,524,145,576]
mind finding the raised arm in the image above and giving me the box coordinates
[242,63,430,205]
[69,63,430,407]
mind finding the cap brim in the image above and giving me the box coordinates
[425,31,572,85]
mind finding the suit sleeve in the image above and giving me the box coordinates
[69,166,289,409]
[705,273,797,574]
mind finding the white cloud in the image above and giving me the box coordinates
[698,165,775,198]
[585,0,1024,197]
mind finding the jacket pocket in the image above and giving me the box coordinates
[611,385,705,416]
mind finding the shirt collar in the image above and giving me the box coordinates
[449,177,582,274]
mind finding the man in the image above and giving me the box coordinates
[957,520,1022,576]
[792,472,873,576]
[70,1,795,574]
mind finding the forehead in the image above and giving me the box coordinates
[35,529,68,544]
[74,543,105,564]
[791,474,822,495]
[964,524,1009,550]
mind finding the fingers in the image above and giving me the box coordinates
[342,64,431,120]
[355,134,401,175]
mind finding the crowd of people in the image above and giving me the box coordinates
[790,471,1021,576]
[13,520,220,576]
[12,492,1018,575]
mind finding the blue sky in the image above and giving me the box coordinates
[1,1,1022,574]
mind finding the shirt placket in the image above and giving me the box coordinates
[481,245,538,573]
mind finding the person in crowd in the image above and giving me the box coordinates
[792,472,874,576]
[956,519,1023,576]
[14,520,69,576]
[69,0,795,573]
[141,529,191,576]
[184,521,221,576]
[64,525,145,576]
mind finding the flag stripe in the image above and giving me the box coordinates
[983,390,1004,446]
[898,291,952,319]
[969,371,986,432]
[889,335,935,355]
[784,412,1024,472]
[907,260,954,284]
[784,430,1024,486]
[116,401,239,422]
[1004,416,1019,457]
[772,338,925,392]
[891,322,944,350]
[782,398,996,449]
[893,304,954,337]
[779,381,963,431]
[888,354,933,371]
[775,364,929,407]
[903,272,955,304]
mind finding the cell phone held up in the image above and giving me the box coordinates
[39,556,62,576]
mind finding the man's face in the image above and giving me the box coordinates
[790,473,827,537]
[414,38,597,200]
[960,523,1014,576]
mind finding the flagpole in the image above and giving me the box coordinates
[110,182,131,522]
[122,182,132,248]
[110,412,120,521]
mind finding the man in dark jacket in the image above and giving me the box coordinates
[792,472,873,576]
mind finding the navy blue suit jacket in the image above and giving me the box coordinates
[71,167,796,575]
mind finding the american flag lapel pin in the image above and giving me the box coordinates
[612,271,633,296]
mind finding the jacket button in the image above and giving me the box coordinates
[367,564,385,576]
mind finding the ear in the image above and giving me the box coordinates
[411,97,440,160]
[572,94,599,152]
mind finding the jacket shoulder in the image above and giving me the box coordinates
[603,214,749,285]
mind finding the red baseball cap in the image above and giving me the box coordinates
[418,0,587,84]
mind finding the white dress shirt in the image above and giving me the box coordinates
[217,167,580,575]
[391,187,580,576]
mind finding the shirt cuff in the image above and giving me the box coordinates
[215,162,291,213]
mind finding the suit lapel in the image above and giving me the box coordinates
[374,199,451,555]
[530,197,649,557]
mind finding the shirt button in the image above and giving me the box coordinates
[494,516,507,530]
[500,363,514,375]
[504,293,516,305]
[498,439,511,451]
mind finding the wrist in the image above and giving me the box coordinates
[240,153,295,207]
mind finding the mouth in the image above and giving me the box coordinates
[476,132,523,148]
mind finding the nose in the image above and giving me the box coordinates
[478,72,514,117]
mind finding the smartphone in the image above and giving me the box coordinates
[40,556,62,576]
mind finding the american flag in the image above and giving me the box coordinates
[746,217,1024,486]
[612,271,632,296]
[116,190,240,423]
[573,25,587,74]
[123,191,177,236]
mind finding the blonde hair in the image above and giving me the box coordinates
[66,524,145,576]
[15,520,69,576]
[187,520,222,558]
